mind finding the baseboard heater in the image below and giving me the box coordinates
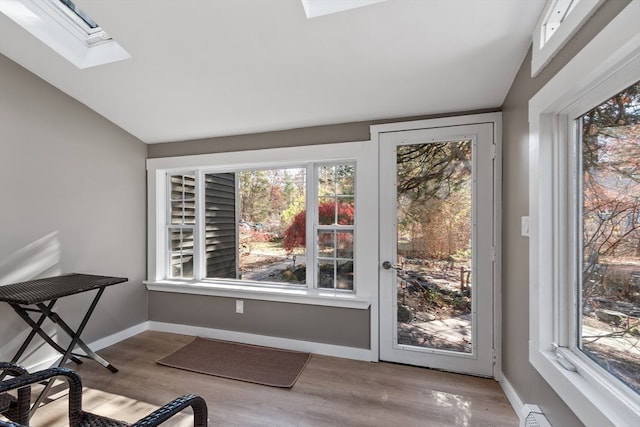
[520,404,552,427]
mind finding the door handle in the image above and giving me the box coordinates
[382,261,401,270]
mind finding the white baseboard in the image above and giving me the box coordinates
[21,356,62,373]
[88,321,150,352]
[148,321,375,361]
[15,322,150,372]
[497,372,524,425]
[11,321,374,373]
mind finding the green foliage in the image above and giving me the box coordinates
[318,164,355,196]
[396,141,472,259]
[280,193,306,226]
[582,80,640,173]
[238,168,306,233]
[238,170,271,223]
[397,141,471,201]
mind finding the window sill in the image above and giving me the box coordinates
[530,343,639,426]
[144,280,371,310]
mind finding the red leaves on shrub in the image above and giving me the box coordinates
[282,201,354,253]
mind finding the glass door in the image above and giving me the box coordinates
[379,123,495,376]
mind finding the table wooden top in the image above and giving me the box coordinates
[0,273,128,305]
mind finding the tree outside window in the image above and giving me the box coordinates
[579,80,640,394]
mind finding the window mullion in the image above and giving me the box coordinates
[194,171,204,281]
[569,115,582,351]
[554,113,572,348]
[234,172,240,281]
[165,173,171,280]
[307,163,317,289]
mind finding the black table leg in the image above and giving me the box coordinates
[26,289,118,416]
[8,302,84,365]
[35,288,118,373]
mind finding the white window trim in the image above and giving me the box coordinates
[146,141,377,310]
[529,3,640,426]
[531,0,604,77]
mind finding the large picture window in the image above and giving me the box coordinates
[165,163,355,291]
[577,80,640,395]
[147,141,376,310]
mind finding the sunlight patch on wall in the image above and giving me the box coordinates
[0,231,61,285]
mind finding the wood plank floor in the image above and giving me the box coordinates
[27,331,517,426]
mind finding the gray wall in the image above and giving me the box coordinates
[0,54,148,366]
[147,109,498,158]
[501,1,631,426]
[149,293,370,348]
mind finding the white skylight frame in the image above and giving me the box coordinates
[0,0,130,69]
[48,0,107,46]
[301,0,386,19]
[531,0,604,77]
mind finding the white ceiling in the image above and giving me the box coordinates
[0,0,546,144]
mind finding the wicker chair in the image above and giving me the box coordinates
[0,367,208,427]
[0,363,30,426]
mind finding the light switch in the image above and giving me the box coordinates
[521,216,530,237]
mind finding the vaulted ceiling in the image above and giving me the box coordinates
[0,0,546,143]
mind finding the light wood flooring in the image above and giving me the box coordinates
[27,331,517,426]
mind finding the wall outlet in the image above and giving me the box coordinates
[235,300,244,314]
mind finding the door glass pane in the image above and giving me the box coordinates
[396,140,473,353]
[579,80,640,394]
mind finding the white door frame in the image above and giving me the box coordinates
[370,113,502,378]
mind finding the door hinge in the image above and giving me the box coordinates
[490,143,497,159]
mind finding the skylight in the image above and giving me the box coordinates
[58,0,98,29]
[0,0,130,69]
[301,0,387,18]
[531,0,603,76]
[541,0,579,44]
